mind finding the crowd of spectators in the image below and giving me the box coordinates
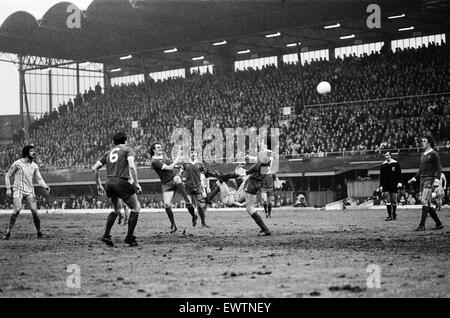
[0,42,449,170]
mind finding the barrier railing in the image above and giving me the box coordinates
[282,145,450,160]
[304,92,450,109]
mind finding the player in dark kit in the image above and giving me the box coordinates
[182,150,208,227]
[150,143,198,233]
[408,134,444,231]
[92,132,142,247]
[243,150,273,236]
[379,151,402,221]
[261,173,281,218]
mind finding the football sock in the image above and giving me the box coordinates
[392,203,397,218]
[263,203,268,214]
[206,185,220,203]
[187,204,197,217]
[7,213,18,232]
[268,202,273,216]
[419,206,428,227]
[165,207,175,226]
[251,212,270,233]
[386,203,392,217]
[31,213,41,232]
[198,206,206,225]
[126,211,139,239]
[428,207,442,226]
[104,212,118,237]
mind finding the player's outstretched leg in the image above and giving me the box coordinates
[206,184,220,204]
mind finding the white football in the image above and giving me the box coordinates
[258,149,273,164]
[317,81,331,95]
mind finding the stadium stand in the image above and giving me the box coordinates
[1,42,449,170]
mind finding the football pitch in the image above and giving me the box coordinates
[0,208,449,298]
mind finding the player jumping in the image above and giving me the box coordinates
[182,150,209,227]
[150,142,198,233]
[3,145,50,240]
[243,150,273,236]
[92,132,142,247]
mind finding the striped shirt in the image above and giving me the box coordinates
[5,159,45,196]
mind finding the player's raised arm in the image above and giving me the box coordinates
[5,162,18,197]
[162,155,183,171]
[34,166,50,194]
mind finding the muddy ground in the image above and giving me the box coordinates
[0,208,449,298]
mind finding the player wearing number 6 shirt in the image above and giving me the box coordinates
[3,145,50,240]
[92,132,142,247]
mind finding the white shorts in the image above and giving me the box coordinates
[13,190,35,200]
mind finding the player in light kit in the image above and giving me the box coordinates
[92,132,142,247]
[408,134,444,231]
[182,150,208,227]
[205,167,249,207]
[150,142,198,233]
[379,151,402,221]
[3,145,50,240]
[434,172,446,212]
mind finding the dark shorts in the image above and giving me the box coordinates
[162,179,178,193]
[105,177,136,202]
[382,185,398,193]
[419,177,434,192]
[260,186,275,197]
[186,184,205,204]
[245,179,263,195]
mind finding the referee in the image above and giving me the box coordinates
[379,151,402,221]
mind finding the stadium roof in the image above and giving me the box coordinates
[1,0,449,74]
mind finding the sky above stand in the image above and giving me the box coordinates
[0,0,93,115]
